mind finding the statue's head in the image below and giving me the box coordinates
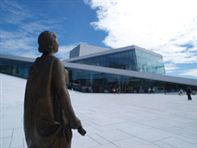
[38,31,58,54]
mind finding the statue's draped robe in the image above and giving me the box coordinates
[24,55,81,148]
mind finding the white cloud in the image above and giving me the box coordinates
[0,30,35,52]
[87,0,197,65]
[19,44,76,59]
[181,69,197,78]
[0,29,77,60]
[56,44,77,60]
[0,0,69,59]
[0,0,32,24]
[21,22,53,34]
[0,36,33,50]
[165,63,179,73]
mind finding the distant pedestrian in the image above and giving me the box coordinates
[178,89,184,95]
[148,88,151,93]
[186,88,192,101]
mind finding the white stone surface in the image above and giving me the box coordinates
[0,73,197,148]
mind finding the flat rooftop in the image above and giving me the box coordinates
[1,74,197,148]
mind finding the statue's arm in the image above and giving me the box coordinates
[52,58,81,129]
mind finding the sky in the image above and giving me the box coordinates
[0,0,197,79]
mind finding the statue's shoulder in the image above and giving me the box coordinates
[52,56,64,65]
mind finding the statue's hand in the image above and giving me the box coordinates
[78,126,86,136]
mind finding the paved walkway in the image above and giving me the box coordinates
[1,74,197,148]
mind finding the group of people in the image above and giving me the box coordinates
[179,88,193,100]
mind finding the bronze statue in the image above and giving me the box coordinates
[24,31,86,148]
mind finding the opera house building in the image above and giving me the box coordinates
[1,44,197,93]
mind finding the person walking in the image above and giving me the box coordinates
[24,31,86,148]
[186,87,192,101]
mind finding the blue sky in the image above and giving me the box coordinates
[0,0,107,58]
[0,0,197,79]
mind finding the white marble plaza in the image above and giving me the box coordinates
[0,74,197,148]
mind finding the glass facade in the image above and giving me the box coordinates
[72,48,165,74]
[0,55,196,94]
[72,50,138,71]
[68,68,195,93]
[135,50,165,74]
[0,58,32,78]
